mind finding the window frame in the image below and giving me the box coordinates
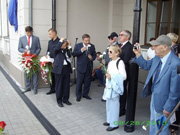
[144,0,180,44]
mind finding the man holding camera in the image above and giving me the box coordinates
[133,35,180,135]
[119,30,133,116]
[52,38,72,107]
[73,34,96,102]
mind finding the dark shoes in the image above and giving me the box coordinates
[106,126,119,131]
[76,97,81,102]
[22,89,31,94]
[46,90,55,95]
[103,122,110,126]
[34,89,38,94]
[83,96,92,100]
[119,111,126,117]
[101,99,106,102]
[63,101,72,105]
[58,103,64,107]
[97,84,104,87]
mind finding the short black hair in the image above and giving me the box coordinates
[48,28,57,34]
[96,52,102,55]
[25,26,33,32]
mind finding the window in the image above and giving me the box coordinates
[0,0,9,37]
[145,0,180,44]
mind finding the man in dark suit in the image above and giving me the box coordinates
[119,30,133,116]
[18,26,41,94]
[52,38,72,107]
[46,28,60,95]
[73,34,96,102]
[133,35,180,135]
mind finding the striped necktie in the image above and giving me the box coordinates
[151,60,162,92]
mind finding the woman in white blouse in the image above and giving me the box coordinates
[103,45,127,131]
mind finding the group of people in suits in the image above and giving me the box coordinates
[18,26,180,134]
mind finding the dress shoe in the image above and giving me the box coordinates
[101,99,106,102]
[97,84,104,87]
[103,122,110,126]
[83,96,92,100]
[63,101,72,105]
[22,89,31,94]
[76,97,81,102]
[46,91,55,95]
[106,126,119,131]
[34,89,38,94]
[119,112,125,117]
[58,103,64,107]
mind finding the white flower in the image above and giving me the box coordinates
[26,45,29,50]
[103,52,106,55]
[99,55,104,59]
[88,44,91,47]
[142,125,147,131]
[27,63,31,67]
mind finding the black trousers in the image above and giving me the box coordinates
[76,66,92,98]
[49,72,55,92]
[55,66,70,104]
[120,80,128,114]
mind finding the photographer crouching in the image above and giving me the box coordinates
[52,38,72,107]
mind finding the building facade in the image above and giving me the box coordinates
[0,0,179,87]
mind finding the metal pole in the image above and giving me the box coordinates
[29,0,32,26]
[124,0,142,132]
[52,0,56,29]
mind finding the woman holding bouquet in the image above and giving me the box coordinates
[103,45,126,131]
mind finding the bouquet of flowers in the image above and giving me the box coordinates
[19,46,40,79]
[40,52,54,84]
[99,52,108,74]
[0,121,6,134]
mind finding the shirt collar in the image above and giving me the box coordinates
[121,40,129,48]
[160,51,171,64]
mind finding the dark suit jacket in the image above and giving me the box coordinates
[72,42,96,73]
[120,41,133,79]
[47,37,60,58]
[18,35,41,56]
[52,41,72,75]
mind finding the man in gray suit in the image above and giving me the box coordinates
[18,26,41,94]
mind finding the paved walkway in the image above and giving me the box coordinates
[0,71,48,135]
[5,68,178,134]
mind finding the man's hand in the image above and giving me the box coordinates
[163,110,170,118]
[106,73,111,80]
[88,54,93,61]
[133,43,141,58]
[81,46,87,52]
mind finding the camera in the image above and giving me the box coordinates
[133,44,139,50]
[177,66,180,74]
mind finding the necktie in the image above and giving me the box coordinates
[28,36,30,46]
[151,60,162,92]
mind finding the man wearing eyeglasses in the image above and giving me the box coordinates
[119,30,133,116]
[104,32,119,66]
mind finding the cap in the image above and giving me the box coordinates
[108,32,118,39]
[149,35,172,46]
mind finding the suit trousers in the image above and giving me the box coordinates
[119,80,128,114]
[50,72,55,92]
[76,66,92,98]
[25,72,38,91]
[150,94,170,135]
[55,65,70,104]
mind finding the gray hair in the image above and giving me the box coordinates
[120,30,131,40]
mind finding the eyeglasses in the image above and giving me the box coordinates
[119,34,126,36]
[108,51,113,54]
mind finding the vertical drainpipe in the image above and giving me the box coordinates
[29,0,32,26]
[52,0,56,29]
